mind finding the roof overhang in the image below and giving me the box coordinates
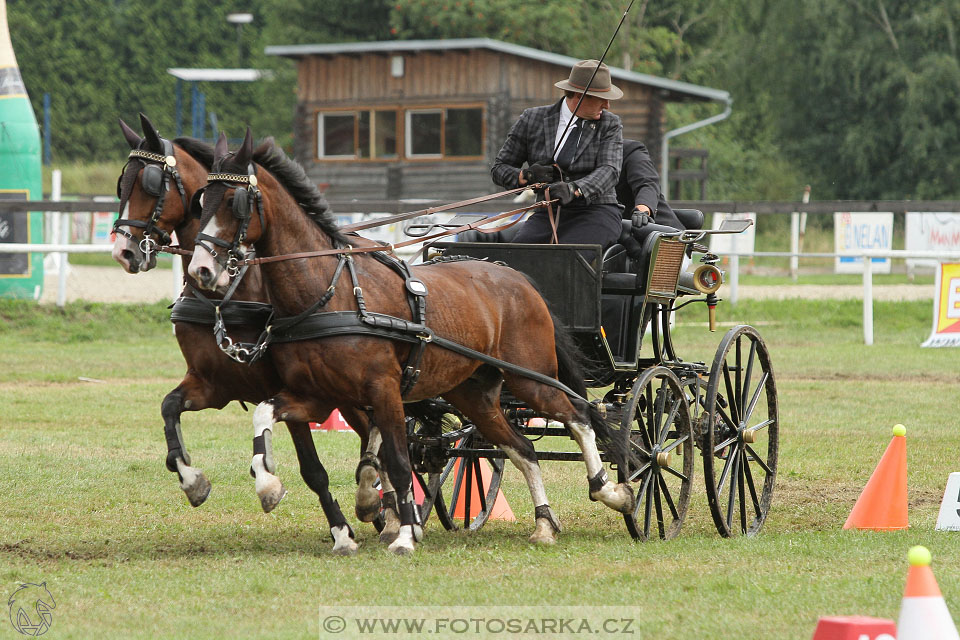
[265,38,729,103]
[167,68,269,82]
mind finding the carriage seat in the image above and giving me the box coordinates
[600,209,704,294]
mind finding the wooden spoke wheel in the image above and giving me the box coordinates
[702,325,779,537]
[419,428,505,532]
[618,366,695,541]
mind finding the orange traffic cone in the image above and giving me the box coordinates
[451,458,515,522]
[310,409,353,432]
[843,424,908,531]
[810,616,896,639]
[897,546,960,639]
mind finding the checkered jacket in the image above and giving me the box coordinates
[491,99,623,205]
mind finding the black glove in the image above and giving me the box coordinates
[522,162,559,185]
[631,210,653,229]
[546,181,577,206]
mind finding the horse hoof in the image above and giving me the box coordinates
[379,529,399,545]
[355,500,381,523]
[257,478,286,513]
[388,541,414,556]
[528,532,557,545]
[331,541,359,557]
[183,473,212,507]
[616,483,635,514]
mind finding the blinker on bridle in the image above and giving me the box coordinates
[113,138,188,261]
[194,164,264,278]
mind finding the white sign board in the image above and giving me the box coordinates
[709,212,756,255]
[906,212,960,270]
[833,212,893,274]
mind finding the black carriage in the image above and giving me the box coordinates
[404,211,779,540]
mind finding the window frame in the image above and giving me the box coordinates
[314,103,485,163]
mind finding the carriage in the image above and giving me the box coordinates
[402,211,779,541]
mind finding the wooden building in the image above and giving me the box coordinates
[265,38,730,201]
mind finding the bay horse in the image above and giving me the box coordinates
[111,114,368,554]
[187,130,634,555]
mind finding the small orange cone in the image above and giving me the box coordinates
[843,424,908,531]
[810,615,896,639]
[897,546,960,639]
[310,409,353,432]
[451,458,515,522]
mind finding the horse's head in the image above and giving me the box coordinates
[188,129,264,291]
[112,113,206,273]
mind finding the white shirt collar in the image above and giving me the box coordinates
[555,99,580,159]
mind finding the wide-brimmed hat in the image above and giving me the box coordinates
[554,59,623,100]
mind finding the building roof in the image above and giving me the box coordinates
[167,68,268,82]
[264,37,729,103]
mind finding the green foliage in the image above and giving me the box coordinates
[8,0,960,200]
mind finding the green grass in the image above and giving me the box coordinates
[43,162,120,197]
[2,298,959,639]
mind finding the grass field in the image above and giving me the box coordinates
[2,297,959,639]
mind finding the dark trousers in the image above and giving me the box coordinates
[513,202,623,250]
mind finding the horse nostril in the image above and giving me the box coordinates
[121,250,139,273]
[197,266,213,285]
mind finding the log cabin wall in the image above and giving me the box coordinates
[285,47,683,200]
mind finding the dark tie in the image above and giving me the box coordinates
[555,119,581,171]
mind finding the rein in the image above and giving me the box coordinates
[237,198,556,267]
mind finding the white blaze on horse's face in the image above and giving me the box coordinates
[111,201,145,273]
[187,215,232,291]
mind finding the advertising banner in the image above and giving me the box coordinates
[834,212,893,274]
[921,262,960,347]
[905,212,960,270]
[709,212,756,255]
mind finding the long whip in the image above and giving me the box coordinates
[551,0,638,159]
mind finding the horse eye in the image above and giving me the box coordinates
[226,196,234,208]
[199,193,204,207]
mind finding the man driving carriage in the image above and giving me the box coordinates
[490,59,624,250]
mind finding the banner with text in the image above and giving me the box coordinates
[922,262,960,347]
[834,212,892,274]
[709,212,756,255]
[905,212,960,270]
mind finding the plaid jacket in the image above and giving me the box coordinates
[491,99,623,205]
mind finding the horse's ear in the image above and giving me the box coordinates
[236,127,254,165]
[139,112,162,151]
[214,132,229,160]
[118,118,141,149]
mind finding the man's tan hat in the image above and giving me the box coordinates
[554,59,623,100]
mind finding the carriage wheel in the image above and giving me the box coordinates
[420,430,505,532]
[702,325,779,537]
[618,366,695,541]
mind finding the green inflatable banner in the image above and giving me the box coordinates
[0,0,43,299]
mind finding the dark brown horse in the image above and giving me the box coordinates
[188,130,633,555]
[112,114,367,554]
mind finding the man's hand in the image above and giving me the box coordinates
[631,210,653,229]
[546,181,577,206]
[521,162,559,185]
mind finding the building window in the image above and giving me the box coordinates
[318,109,399,159]
[317,106,482,160]
[405,107,484,159]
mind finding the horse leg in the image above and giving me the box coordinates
[286,420,358,556]
[377,471,400,545]
[352,422,383,524]
[371,395,419,555]
[161,379,213,507]
[251,401,288,512]
[443,368,562,544]
[505,375,634,514]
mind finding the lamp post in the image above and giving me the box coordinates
[226,12,253,67]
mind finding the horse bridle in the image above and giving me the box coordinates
[194,162,265,279]
[113,138,188,260]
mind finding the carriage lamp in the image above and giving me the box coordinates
[679,263,722,295]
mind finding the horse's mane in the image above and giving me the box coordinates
[173,137,215,169]
[218,138,349,246]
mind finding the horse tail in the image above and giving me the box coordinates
[520,274,627,469]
